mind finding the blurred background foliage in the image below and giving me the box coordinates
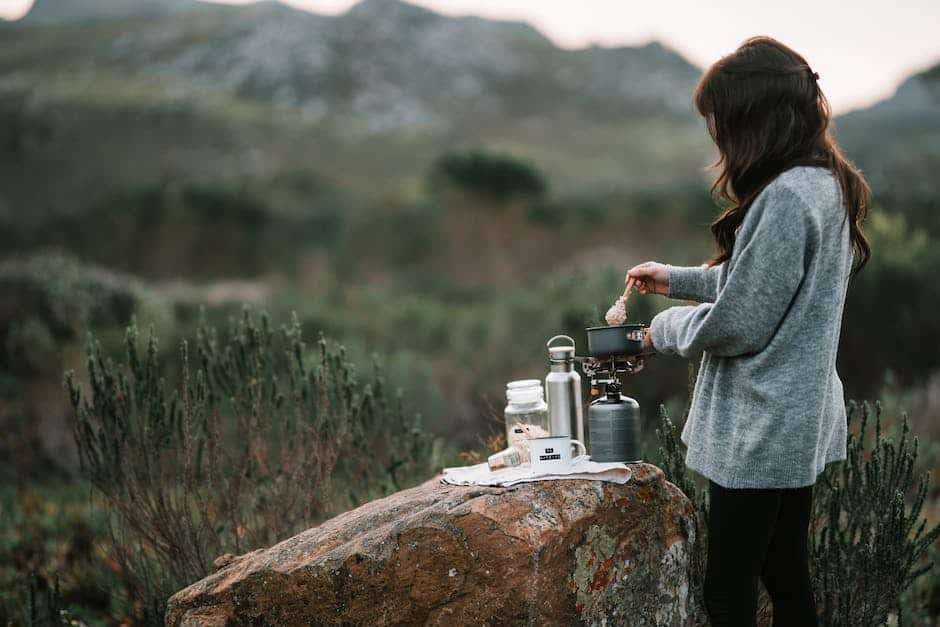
[1,0,939,623]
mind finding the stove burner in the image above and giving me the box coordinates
[577,354,646,391]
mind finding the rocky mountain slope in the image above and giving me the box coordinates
[12,0,703,132]
[16,0,202,25]
[836,62,940,201]
[0,0,714,213]
[4,0,935,207]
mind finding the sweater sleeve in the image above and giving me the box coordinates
[650,186,812,358]
[665,263,721,303]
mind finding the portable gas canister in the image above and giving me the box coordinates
[587,381,641,463]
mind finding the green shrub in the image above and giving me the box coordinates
[524,184,717,232]
[65,311,435,622]
[0,254,176,481]
[526,198,568,227]
[655,398,940,625]
[840,211,940,392]
[0,100,54,160]
[653,368,709,609]
[1,181,346,279]
[0,482,108,626]
[427,148,548,203]
[811,401,940,625]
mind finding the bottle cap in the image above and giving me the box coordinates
[548,345,575,362]
[547,335,576,362]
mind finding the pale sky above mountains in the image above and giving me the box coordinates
[4,0,939,114]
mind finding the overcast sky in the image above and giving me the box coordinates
[4,0,939,113]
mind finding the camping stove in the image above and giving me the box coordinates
[575,338,649,463]
[577,353,645,395]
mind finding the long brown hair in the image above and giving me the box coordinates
[694,36,871,273]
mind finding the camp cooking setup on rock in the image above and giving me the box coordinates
[442,281,652,486]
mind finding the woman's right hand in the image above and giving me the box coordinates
[627,262,670,296]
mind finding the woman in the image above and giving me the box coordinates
[627,37,870,626]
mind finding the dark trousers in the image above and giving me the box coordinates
[704,479,819,626]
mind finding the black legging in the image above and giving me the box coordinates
[704,480,819,626]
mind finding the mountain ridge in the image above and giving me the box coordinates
[16,0,204,25]
[13,0,703,131]
[3,0,936,205]
[835,61,940,199]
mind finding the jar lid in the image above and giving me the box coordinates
[507,379,541,389]
[506,379,544,403]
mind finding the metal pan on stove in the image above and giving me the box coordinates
[585,323,648,358]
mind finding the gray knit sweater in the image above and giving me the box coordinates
[650,166,853,489]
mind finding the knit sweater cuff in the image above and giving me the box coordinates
[666,264,712,302]
[649,310,672,355]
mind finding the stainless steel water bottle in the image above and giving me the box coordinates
[545,335,584,443]
[587,381,641,463]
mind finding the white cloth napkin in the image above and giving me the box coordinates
[441,455,634,487]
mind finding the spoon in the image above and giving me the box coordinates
[622,276,636,303]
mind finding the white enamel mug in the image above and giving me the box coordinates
[529,436,587,474]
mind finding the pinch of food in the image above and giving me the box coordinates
[605,297,628,326]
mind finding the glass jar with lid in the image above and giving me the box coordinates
[504,379,550,448]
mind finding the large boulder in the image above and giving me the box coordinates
[166,463,706,626]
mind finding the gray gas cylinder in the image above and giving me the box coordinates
[587,382,641,463]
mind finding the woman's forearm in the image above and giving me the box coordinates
[665,263,721,303]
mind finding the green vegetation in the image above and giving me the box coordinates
[655,399,940,625]
[841,211,940,390]
[3,170,940,624]
[0,181,346,278]
[60,313,433,621]
[1,13,938,622]
[427,148,548,203]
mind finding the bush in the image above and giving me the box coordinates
[653,369,709,607]
[811,401,940,625]
[0,254,175,481]
[655,398,940,625]
[65,311,435,622]
[0,99,55,160]
[0,181,346,279]
[0,482,109,626]
[427,148,548,203]
[840,211,940,392]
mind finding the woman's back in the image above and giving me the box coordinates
[651,165,853,489]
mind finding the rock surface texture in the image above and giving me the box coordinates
[165,463,706,626]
